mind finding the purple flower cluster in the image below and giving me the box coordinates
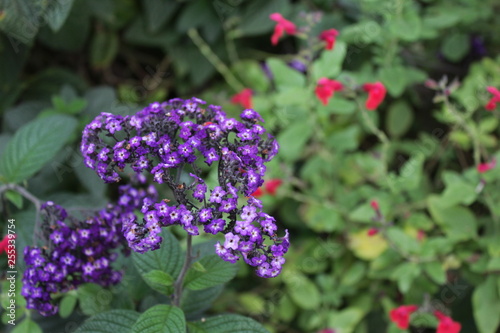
[22,181,157,316]
[81,98,289,277]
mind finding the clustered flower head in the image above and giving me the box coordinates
[22,180,156,316]
[81,98,289,278]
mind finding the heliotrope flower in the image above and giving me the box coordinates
[315,78,343,106]
[363,81,387,110]
[81,98,289,278]
[319,29,339,50]
[269,13,297,45]
[389,305,418,329]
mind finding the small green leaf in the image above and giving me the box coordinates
[59,294,78,319]
[142,270,174,295]
[283,272,320,310]
[191,261,207,273]
[388,13,421,41]
[392,262,421,293]
[479,117,499,134]
[311,41,347,81]
[386,101,414,138]
[77,283,112,316]
[427,196,477,241]
[0,115,77,184]
[90,32,119,68]
[184,254,238,290]
[473,276,500,333]
[232,60,270,93]
[74,310,140,333]
[386,228,420,255]
[12,318,42,333]
[143,0,178,33]
[131,305,186,333]
[188,314,269,333]
[267,58,305,89]
[5,190,23,209]
[423,262,447,285]
[44,0,75,32]
[277,121,313,162]
[441,33,470,63]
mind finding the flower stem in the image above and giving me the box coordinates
[187,28,245,92]
[172,235,195,307]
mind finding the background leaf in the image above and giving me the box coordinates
[131,305,186,333]
[74,309,140,333]
[184,254,239,290]
[188,314,269,333]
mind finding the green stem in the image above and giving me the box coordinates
[188,28,245,92]
[172,235,194,307]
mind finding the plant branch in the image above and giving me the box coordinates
[172,235,195,307]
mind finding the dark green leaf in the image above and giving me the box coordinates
[188,314,269,333]
[238,0,289,36]
[184,254,238,290]
[12,318,42,333]
[77,283,113,316]
[74,309,140,333]
[423,262,447,285]
[44,0,75,32]
[142,270,174,295]
[181,285,223,319]
[473,276,500,333]
[131,305,186,333]
[441,33,470,63]
[144,0,178,32]
[0,115,77,184]
[90,32,119,68]
[386,101,414,138]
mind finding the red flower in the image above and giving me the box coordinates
[230,88,253,109]
[319,29,339,50]
[389,305,418,329]
[269,13,297,45]
[485,86,500,111]
[477,159,496,173]
[367,228,379,236]
[251,187,264,198]
[363,82,387,110]
[265,179,283,195]
[315,78,343,105]
[370,199,380,211]
[0,234,15,260]
[435,311,461,333]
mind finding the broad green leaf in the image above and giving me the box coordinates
[388,13,421,41]
[75,310,140,333]
[386,228,420,255]
[386,101,414,138]
[319,97,357,115]
[283,271,320,310]
[423,262,447,285]
[391,262,421,293]
[59,294,78,319]
[277,120,313,162]
[311,41,347,81]
[77,283,112,316]
[326,308,365,333]
[184,254,238,290]
[0,115,77,184]
[142,270,174,295]
[340,262,366,287]
[479,117,499,134]
[427,196,477,241]
[90,32,119,68]
[12,318,42,333]
[379,67,407,97]
[132,229,184,278]
[238,0,289,36]
[181,285,223,319]
[188,314,269,333]
[44,0,75,32]
[473,276,500,333]
[301,202,344,232]
[144,0,178,33]
[327,125,360,152]
[131,305,186,333]
[232,60,270,93]
[441,33,470,63]
[267,58,305,89]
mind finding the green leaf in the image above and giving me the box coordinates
[301,202,344,232]
[427,196,477,241]
[44,0,75,32]
[391,262,421,293]
[191,261,207,273]
[188,314,269,333]
[473,276,500,333]
[311,41,347,81]
[77,283,113,316]
[327,125,360,152]
[319,97,356,115]
[267,58,305,90]
[441,33,470,63]
[277,120,313,162]
[142,270,174,295]
[131,305,186,333]
[184,254,238,290]
[75,310,140,333]
[388,13,421,41]
[386,228,420,255]
[181,285,223,319]
[0,115,77,184]
[386,101,414,138]
[90,32,119,68]
[423,262,447,285]
[144,0,178,33]
[283,272,321,310]
[378,67,406,97]
[132,229,184,278]
[5,190,23,209]
[59,294,78,319]
[479,117,499,134]
[238,0,289,36]
[326,308,365,333]
[12,318,42,333]
[232,60,270,92]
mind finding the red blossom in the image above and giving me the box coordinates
[389,305,418,329]
[0,234,16,260]
[230,88,253,109]
[363,81,387,110]
[315,78,343,105]
[319,29,339,50]
[370,199,380,211]
[477,159,496,173]
[269,13,297,45]
[265,179,283,195]
[435,311,461,333]
[485,86,500,111]
[367,228,379,236]
[251,187,264,198]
